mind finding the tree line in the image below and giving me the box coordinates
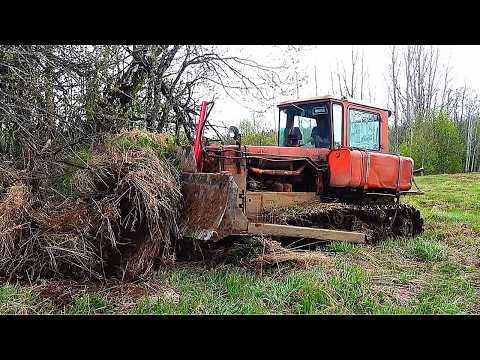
[329,45,478,174]
[386,45,479,174]
[0,45,477,176]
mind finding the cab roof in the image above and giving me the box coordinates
[277,95,391,115]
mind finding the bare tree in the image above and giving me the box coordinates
[0,43,286,189]
[388,45,401,153]
[330,46,374,102]
[385,45,480,172]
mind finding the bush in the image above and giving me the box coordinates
[400,111,465,175]
[238,118,276,146]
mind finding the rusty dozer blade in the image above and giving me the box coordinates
[179,172,248,241]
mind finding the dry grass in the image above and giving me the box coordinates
[263,200,346,225]
[225,237,333,276]
[0,130,183,281]
[0,183,31,259]
[249,239,331,268]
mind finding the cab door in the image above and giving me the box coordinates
[331,101,344,149]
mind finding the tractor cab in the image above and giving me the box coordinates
[277,95,390,153]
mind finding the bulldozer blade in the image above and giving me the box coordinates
[179,172,248,241]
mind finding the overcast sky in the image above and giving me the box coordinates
[208,45,480,130]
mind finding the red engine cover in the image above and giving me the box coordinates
[328,148,413,191]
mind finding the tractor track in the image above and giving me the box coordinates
[263,201,424,243]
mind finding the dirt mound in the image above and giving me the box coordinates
[0,130,182,281]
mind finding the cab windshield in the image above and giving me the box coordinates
[278,102,331,148]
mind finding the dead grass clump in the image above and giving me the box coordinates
[220,236,331,271]
[0,130,183,281]
[263,200,347,225]
[0,195,103,280]
[249,238,331,268]
[75,146,182,278]
[32,199,95,233]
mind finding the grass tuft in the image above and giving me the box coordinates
[327,242,356,254]
[412,276,476,314]
[68,293,112,314]
[403,239,449,262]
[0,285,36,314]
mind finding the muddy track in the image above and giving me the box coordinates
[264,201,424,243]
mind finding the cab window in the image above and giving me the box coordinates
[279,102,331,148]
[296,116,316,148]
[349,109,380,150]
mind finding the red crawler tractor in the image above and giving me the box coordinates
[180,95,424,244]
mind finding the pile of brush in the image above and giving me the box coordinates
[0,130,183,281]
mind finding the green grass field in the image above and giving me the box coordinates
[1,173,479,315]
